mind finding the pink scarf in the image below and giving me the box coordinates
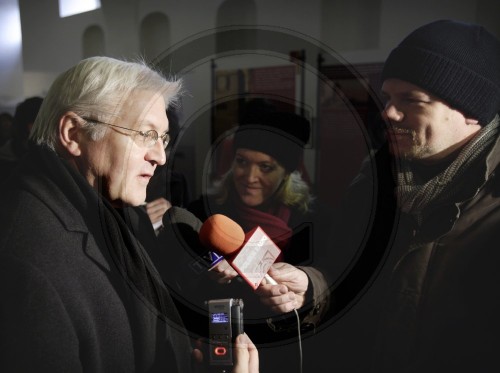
[231,198,293,261]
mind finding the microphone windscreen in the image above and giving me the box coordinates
[199,214,245,255]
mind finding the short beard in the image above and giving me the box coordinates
[389,127,429,161]
[401,144,431,161]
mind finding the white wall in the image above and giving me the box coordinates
[10,0,499,105]
[0,0,24,112]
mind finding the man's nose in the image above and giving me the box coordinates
[147,140,166,166]
[383,103,404,122]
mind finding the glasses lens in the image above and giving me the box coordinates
[141,130,157,147]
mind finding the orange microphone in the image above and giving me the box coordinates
[199,214,280,289]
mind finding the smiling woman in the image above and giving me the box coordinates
[232,148,287,208]
[189,109,314,253]
[185,105,333,351]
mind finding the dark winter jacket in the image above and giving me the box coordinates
[331,123,500,373]
[375,128,500,373]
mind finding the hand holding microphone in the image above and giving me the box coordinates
[208,258,239,284]
[199,214,280,289]
[256,262,309,313]
[164,208,308,313]
[199,214,309,313]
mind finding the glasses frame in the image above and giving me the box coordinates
[80,116,170,149]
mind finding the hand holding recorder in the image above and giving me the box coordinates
[191,333,259,373]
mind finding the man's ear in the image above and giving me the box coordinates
[59,112,83,157]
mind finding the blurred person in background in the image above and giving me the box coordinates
[0,97,43,179]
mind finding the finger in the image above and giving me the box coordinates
[255,284,288,297]
[259,291,297,309]
[192,348,204,364]
[217,267,238,284]
[149,210,168,226]
[146,204,164,217]
[222,266,238,278]
[246,336,259,373]
[146,198,171,213]
[233,333,259,373]
[215,273,234,284]
[146,203,168,215]
[148,211,163,223]
[146,199,162,210]
[212,262,238,278]
[232,334,250,372]
[210,260,230,273]
[207,269,237,284]
[261,297,298,314]
[273,301,298,313]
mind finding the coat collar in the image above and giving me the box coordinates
[485,116,500,178]
[19,163,91,234]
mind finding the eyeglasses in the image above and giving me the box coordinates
[81,116,170,149]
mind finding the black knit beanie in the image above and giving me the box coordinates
[382,19,500,125]
[232,111,310,172]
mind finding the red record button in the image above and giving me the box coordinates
[214,346,227,356]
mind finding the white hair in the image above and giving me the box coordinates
[30,56,181,151]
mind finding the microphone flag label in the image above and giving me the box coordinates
[209,251,224,268]
[231,226,281,289]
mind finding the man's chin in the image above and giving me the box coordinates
[118,191,147,207]
[388,142,410,158]
[388,143,425,161]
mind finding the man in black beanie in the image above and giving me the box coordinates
[324,20,500,373]
[374,19,500,372]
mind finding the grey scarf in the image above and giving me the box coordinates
[396,115,500,216]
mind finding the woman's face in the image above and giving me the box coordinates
[232,148,287,207]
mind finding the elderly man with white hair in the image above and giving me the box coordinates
[0,57,258,373]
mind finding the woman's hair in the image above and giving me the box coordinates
[213,168,314,213]
[30,56,181,151]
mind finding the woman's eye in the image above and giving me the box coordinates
[235,157,247,166]
[260,164,274,173]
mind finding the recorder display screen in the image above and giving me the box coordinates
[211,312,229,323]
